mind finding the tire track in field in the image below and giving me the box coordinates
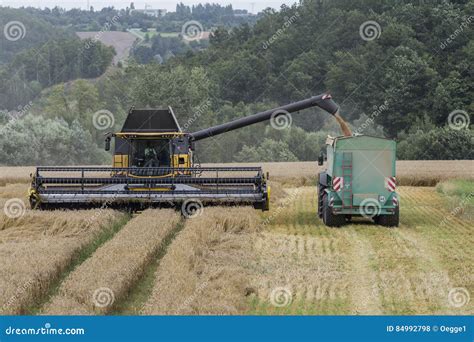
[347,229,382,314]
[251,187,352,314]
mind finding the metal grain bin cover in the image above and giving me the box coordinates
[121,107,181,132]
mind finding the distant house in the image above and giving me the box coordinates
[131,8,167,17]
[233,9,254,17]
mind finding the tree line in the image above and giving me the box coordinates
[0,0,472,165]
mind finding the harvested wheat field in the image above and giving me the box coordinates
[248,186,473,315]
[42,209,181,315]
[0,209,126,314]
[0,161,472,316]
[142,207,259,315]
[138,186,472,315]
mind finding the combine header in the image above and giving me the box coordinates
[30,94,340,211]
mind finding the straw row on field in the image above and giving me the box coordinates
[142,207,259,315]
[42,209,181,315]
[0,210,124,314]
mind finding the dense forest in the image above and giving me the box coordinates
[7,3,257,33]
[0,0,473,165]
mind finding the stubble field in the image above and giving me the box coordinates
[0,161,472,315]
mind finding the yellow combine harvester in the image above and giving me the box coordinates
[29,94,341,211]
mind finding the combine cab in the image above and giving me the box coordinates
[30,94,340,212]
[317,135,399,227]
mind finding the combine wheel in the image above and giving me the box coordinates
[253,199,269,211]
[322,193,346,227]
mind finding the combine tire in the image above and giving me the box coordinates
[322,193,345,227]
[375,207,399,227]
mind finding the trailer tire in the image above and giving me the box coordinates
[322,193,345,227]
[375,207,399,227]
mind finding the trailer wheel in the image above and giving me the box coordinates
[322,193,345,227]
[375,207,399,227]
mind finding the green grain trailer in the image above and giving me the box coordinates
[317,135,399,227]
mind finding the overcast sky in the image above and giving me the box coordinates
[0,0,293,13]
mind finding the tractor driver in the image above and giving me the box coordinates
[144,142,159,167]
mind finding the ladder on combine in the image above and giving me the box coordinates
[341,152,353,208]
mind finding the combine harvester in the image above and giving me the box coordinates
[29,94,341,212]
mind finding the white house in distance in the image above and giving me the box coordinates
[131,8,167,17]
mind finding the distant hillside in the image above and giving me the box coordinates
[76,31,137,64]
[0,7,73,64]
